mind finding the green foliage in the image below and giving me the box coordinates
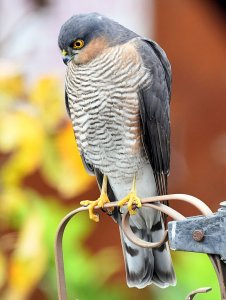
[153,252,220,300]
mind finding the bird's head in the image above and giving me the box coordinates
[58,13,137,65]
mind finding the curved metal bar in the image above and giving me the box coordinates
[55,194,214,300]
[208,255,226,300]
[55,206,88,300]
[120,193,213,250]
[121,203,185,248]
[185,287,212,300]
[88,194,213,216]
[140,194,213,216]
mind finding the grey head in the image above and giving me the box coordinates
[58,12,138,65]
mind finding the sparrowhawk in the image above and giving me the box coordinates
[58,12,176,289]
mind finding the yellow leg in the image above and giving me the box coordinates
[80,175,112,222]
[118,175,142,215]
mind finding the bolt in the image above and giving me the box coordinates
[192,230,204,242]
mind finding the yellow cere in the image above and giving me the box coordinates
[72,39,85,49]
[61,49,67,56]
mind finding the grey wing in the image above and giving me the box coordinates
[138,38,172,195]
[64,90,71,117]
[65,89,95,175]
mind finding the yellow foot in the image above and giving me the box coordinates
[80,192,113,222]
[118,192,142,215]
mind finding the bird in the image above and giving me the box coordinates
[58,12,176,289]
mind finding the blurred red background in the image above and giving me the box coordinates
[0,1,225,299]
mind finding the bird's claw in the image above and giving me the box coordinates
[97,193,114,215]
[118,192,142,215]
[97,193,110,208]
[80,200,100,222]
[80,193,113,222]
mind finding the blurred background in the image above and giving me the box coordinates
[0,0,225,299]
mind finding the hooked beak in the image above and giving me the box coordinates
[63,55,72,65]
[61,49,75,65]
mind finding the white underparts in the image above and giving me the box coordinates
[65,40,152,181]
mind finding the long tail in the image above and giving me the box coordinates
[119,206,176,289]
[94,168,176,288]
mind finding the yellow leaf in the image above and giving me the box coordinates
[0,251,6,289]
[0,110,45,185]
[0,188,28,226]
[29,76,65,130]
[0,60,24,99]
[6,212,47,299]
[55,122,95,197]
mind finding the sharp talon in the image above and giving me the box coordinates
[132,203,137,209]
[118,207,123,215]
[90,213,99,222]
[136,200,142,208]
[102,207,114,215]
[106,210,113,216]
[128,204,137,215]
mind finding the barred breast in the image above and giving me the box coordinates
[65,40,151,180]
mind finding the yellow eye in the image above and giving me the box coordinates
[72,39,85,49]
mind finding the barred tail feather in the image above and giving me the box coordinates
[119,228,154,289]
[151,213,176,287]
[120,207,176,289]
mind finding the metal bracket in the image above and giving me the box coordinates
[168,203,226,261]
[55,194,226,300]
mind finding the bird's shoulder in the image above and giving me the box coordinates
[134,37,172,96]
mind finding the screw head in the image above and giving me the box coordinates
[192,230,204,242]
